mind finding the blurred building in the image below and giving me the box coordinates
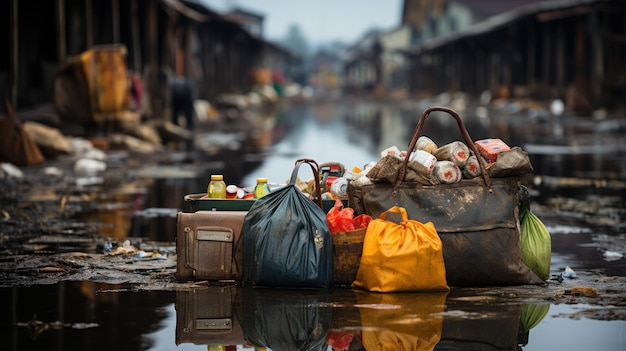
[402,0,625,115]
[341,0,625,115]
[342,26,412,98]
[0,0,298,124]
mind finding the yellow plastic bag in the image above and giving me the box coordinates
[352,206,449,292]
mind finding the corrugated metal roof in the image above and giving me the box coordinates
[407,0,606,54]
[457,0,547,17]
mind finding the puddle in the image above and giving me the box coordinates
[2,283,624,351]
[1,101,625,350]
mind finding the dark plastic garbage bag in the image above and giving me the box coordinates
[241,287,332,351]
[242,158,333,288]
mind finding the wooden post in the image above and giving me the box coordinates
[527,22,536,88]
[589,9,603,104]
[112,0,120,43]
[11,0,18,109]
[86,0,93,48]
[131,0,141,71]
[147,0,159,119]
[57,0,66,64]
[556,22,565,97]
[542,25,551,92]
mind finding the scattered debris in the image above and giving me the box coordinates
[562,266,578,279]
[0,162,24,178]
[568,286,599,298]
[603,250,623,261]
[17,314,99,339]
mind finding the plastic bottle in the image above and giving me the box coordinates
[253,177,271,199]
[207,175,226,198]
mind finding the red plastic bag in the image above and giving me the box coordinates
[353,214,372,229]
[327,200,373,233]
[326,200,355,233]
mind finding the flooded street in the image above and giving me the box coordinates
[1,100,625,350]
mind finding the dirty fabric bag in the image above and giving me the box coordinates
[241,287,332,351]
[355,290,447,351]
[349,107,543,286]
[242,158,333,288]
[352,206,449,292]
[486,146,533,178]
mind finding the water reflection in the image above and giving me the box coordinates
[241,288,332,350]
[4,283,626,351]
[173,286,548,351]
[0,282,173,351]
[354,291,446,351]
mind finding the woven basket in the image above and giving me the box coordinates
[332,228,367,286]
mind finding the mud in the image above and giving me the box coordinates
[1,238,625,322]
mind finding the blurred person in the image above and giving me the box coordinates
[170,75,195,130]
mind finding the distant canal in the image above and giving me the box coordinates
[2,99,625,350]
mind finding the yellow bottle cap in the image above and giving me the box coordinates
[211,175,224,181]
[257,177,268,183]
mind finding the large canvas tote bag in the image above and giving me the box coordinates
[348,106,543,286]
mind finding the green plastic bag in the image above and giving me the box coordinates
[519,190,552,281]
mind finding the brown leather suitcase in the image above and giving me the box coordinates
[175,285,245,346]
[176,210,246,281]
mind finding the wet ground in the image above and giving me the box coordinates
[1,98,625,350]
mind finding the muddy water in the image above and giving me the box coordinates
[2,101,625,350]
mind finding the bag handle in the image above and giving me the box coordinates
[379,206,408,223]
[290,158,323,209]
[393,106,493,193]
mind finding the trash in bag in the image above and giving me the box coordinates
[486,146,534,177]
[326,199,372,234]
[519,185,552,281]
[352,206,449,292]
[242,158,333,288]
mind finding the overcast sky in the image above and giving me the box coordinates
[200,0,403,45]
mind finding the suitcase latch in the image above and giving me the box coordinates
[195,318,232,331]
[196,228,233,242]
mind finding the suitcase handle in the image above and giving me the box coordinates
[290,158,323,209]
[393,106,493,193]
